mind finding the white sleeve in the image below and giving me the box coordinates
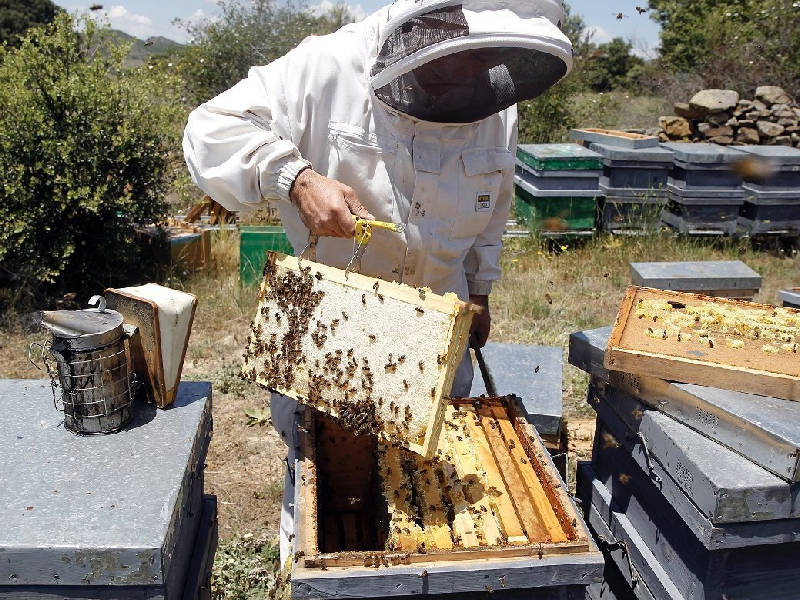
[182,60,311,213]
[464,109,518,295]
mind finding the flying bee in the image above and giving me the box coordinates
[635,6,647,14]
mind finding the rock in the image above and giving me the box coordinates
[791,133,800,144]
[775,136,793,146]
[778,118,798,127]
[674,102,704,120]
[786,125,800,133]
[752,100,768,111]
[756,85,792,106]
[703,125,734,139]
[737,99,754,109]
[737,119,755,126]
[689,89,739,114]
[644,127,661,137]
[736,127,760,144]
[658,132,670,142]
[709,135,734,145]
[774,109,796,119]
[758,121,786,137]
[726,118,740,127]
[696,122,711,134]
[745,111,761,120]
[707,111,732,125]
[660,115,692,138]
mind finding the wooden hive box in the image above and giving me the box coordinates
[242,253,478,457]
[605,286,800,402]
[291,396,603,598]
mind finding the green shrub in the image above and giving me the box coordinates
[0,13,186,309]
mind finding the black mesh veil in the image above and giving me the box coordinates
[371,4,570,123]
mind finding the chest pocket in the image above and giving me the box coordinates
[451,147,514,239]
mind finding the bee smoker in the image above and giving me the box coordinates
[34,296,137,434]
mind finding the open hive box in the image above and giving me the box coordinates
[291,396,602,598]
[606,286,800,402]
[242,253,477,457]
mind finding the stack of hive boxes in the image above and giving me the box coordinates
[736,145,800,235]
[780,288,800,308]
[590,142,675,234]
[513,143,603,237]
[660,142,746,235]
[0,380,217,600]
[568,326,800,600]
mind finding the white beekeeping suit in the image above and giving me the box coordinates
[183,0,572,566]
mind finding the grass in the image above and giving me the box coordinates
[1,225,797,599]
[569,92,672,132]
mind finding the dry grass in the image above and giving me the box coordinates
[1,228,797,598]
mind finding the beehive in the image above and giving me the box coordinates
[606,286,800,401]
[242,253,477,456]
[292,397,602,598]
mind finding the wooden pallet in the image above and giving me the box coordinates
[242,253,477,457]
[292,397,602,597]
[606,286,800,401]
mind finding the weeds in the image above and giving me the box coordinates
[212,535,288,600]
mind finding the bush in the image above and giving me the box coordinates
[0,13,186,309]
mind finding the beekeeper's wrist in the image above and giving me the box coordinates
[276,157,312,204]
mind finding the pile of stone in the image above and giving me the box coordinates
[660,86,800,147]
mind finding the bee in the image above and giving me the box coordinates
[419,361,424,371]
[534,365,540,373]
[403,380,410,391]
[520,456,528,465]
[708,339,715,348]
[378,294,384,301]
[415,306,425,315]
[419,288,426,300]
[314,271,323,280]
[613,12,627,20]
[342,311,349,320]
[373,281,380,293]
[635,6,647,14]
[362,293,366,305]
[398,355,405,363]
[369,334,376,342]
[431,387,436,399]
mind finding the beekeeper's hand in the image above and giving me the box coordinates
[289,168,374,238]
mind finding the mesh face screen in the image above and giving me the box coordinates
[374,47,568,123]
[371,5,470,78]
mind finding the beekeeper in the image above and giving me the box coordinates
[183,0,572,565]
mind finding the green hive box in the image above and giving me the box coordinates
[514,181,597,237]
[239,225,294,285]
[517,143,604,172]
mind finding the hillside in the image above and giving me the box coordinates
[108,29,183,66]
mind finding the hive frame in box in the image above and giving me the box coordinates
[291,396,603,598]
[605,286,800,402]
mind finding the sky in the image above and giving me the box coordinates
[53,1,662,58]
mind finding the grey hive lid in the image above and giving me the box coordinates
[660,142,745,164]
[736,145,800,166]
[589,142,674,163]
[0,379,211,587]
[629,260,762,289]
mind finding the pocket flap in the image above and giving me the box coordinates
[462,147,514,177]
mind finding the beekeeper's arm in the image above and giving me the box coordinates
[182,54,371,238]
[464,108,518,347]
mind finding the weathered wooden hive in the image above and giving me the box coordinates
[242,253,478,457]
[291,396,603,598]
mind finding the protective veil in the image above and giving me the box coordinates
[372,0,572,123]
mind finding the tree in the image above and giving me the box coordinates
[0,13,186,309]
[649,0,800,95]
[584,38,644,92]
[0,0,61,46]
[517,3,589,143]
[176,0,354,106]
